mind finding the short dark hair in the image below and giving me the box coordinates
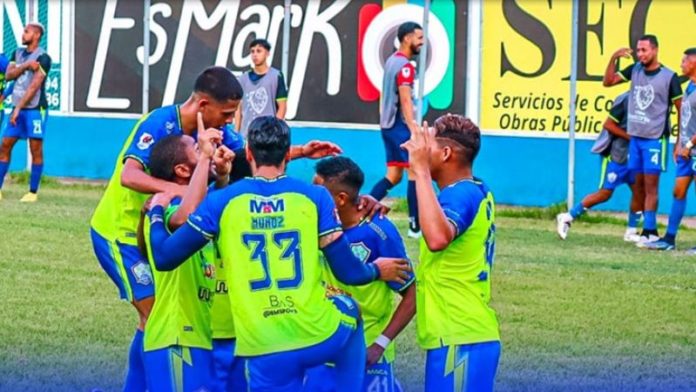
[150,135,190,182]
[247,116,291,167]
[639,34,658,48]
[315,157,364,204]
[397,22,422,43]
[433,114,481,165]
[249,38,271,51]
[684,47,696,56]
[193,66,243,102]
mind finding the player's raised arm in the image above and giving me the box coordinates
[603,47,633,87]
[121,158,186,196]
[147,199,209,271]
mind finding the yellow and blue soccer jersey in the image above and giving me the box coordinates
[210,242,236,340]
[417,178,499,349]
[322,215,414,363]
[186,175,348,357]
[90,105,244,244]
[143,199,217,351]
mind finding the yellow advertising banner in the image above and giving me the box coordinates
[481,0,696,135]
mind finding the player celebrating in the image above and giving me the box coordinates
[306,156,416,392]
[644,48,696,251]
[402,114,500,392]
[146,116,410,391]
[603,35,682,244]
[0,22,51,202]
[556,92,645,241]
[235,38,288,138]
[369,22,424,238]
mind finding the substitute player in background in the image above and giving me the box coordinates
[557,92,645,241]
[0,22,51,202]
[369,22,424,238]
[603,34,682,244]
[644,48,696,251]
[235,38,288,138]
[146,116,410,391]
[402,114,500,392]
[306,156,416,392]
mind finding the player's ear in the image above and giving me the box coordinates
[336,191,349,208]
[442,145,453,163]
[245,145,253,163]
[174,163,192,179]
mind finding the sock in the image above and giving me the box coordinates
[665,198,686,242]
[569,203,586,219]
[0,161,9,189]
[643,210,657,231]
[627,211,642,229]
[29,164,43,193]
[369,177,395,201]
[124,329,146,392]
[407,180,419,231]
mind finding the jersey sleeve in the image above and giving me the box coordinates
[608,97,627,123]
[123,116,168,169]
[276,72,288,101]
[669,73,683,103]
[315,186,342,237]
[438,184,483,239]
[618,63,634,81]
[375,217,415,292]
[396,62,415,87]
[186,190,228,240]
[221,125,245,150]
[37,53,51,75]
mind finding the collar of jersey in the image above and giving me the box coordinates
[250,174,288,182]
[175,105,183,130]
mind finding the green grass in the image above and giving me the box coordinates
[0,180,695,391]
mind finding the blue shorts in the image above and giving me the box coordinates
[212,338,247,392]
[675,156,696,178]
[381,115,410,167]
[144,345,213,392]
[598,157,632,190]
[628,136,667,175]
[2,108,47,139]
[304,358,402,392]
[90,228,154,302]
[425,341,501,392]
[247,295,365,392]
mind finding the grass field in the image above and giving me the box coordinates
[1,178,695,392]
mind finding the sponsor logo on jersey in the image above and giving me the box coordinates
[137,133,155,150]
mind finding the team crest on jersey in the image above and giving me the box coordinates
[350,242,371,263]
[248,88,269,115]
[634,85,655,111]
[137,133,155,150]
[401,66,411,78]
[131,261,153,285]
[607,172,618,183]
[165,121,175,133]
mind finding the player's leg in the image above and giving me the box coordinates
[625,172,644,242]
[303,365,337,392]
[21,109,47,202]
[424,341,501,392]
[144,345,214,392]
[211,338,247,392]
[370,126,405,201]
[636,137,666,244]
[0,136,19,199]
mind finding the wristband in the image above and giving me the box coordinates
[149,205,165,223]
[374,334,391,349]
[686,140,694,150]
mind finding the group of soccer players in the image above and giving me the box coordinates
[557,36,696,253]
[89,22,500,392]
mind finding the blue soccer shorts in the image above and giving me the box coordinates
[3,108,47,140]
[212,338,247,392]
[246,295,365,392]
[675,155,696,178]
[90,228,154,302]
[598,157,632,190]
[424,341,501,392]
[628,136,667,175]
[304,357,402,392]
[144,345,213,392]
[381,114,410,168]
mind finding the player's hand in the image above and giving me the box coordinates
[679,144,691,160]
[357,195,390,220]
[401,121,432,177]
[612,47,632,59]
[300,140,343,159]
[373,257,411,284]
[9,108,19,126]
[150,192,175,209]
[197,112,223,159]
[366,344,385,366]
[25,60,39,72]
[213,145,235,177]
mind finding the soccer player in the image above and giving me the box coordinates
[603,35,683,244]
[0,22,51,202]
[643,48,696,251]
[235,38,288,138]
[556,92,645,241]
[305,156,416,392]
[369,22,424,238]
[146,116,411,392]
[402,114,500,392]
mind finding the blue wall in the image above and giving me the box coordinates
[6,114,687,214]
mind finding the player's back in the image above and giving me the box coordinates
[208,176,345,357]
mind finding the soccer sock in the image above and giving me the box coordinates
[124,329,146,392]
[569,203,586,219]
[0,161,9,189]
[643,210,657,232]
[407,180,419,231]
[29,164,43,193]
[369,177,395,201]
[627,211,642,229]
[665,198,686,244]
